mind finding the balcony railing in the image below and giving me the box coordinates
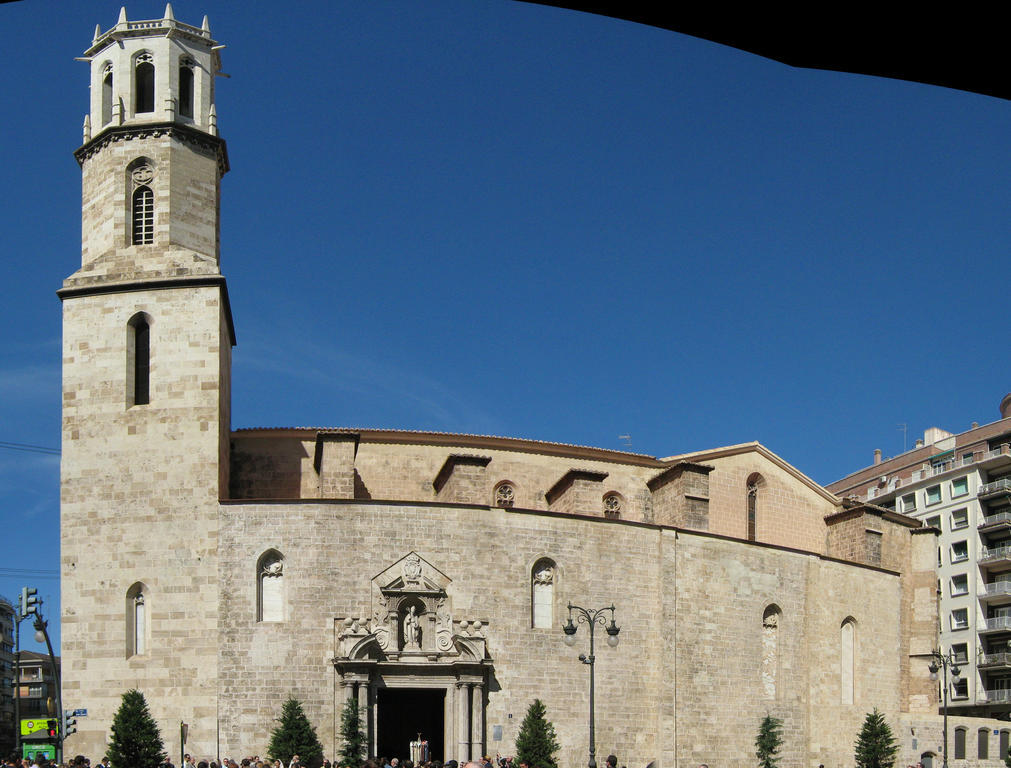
[979,652,1011,668]
[983,688,1011,702]
[980,479,1011,499]
[980,546,1011,564]
[981,512,1011,529]
[981,582,1011,600]
[981,616,1011,632]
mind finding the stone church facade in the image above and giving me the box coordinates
[57,8,1008,768]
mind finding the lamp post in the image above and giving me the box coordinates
[927,649,961,768]
[562,603,620,768]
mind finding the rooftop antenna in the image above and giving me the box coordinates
[619,434,632,448]
[897,423,907,453]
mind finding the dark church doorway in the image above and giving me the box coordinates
[376,687,445,762]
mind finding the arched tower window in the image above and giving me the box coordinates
[127,313,151,407]
[128,159,156,245]
[101,63,114,125]
[603,492,623,519]
[494,481,516,508]
[761,604,781,699]
[531,558,556,629]
[126,582,148,657]
[841,617,857,705]
[747,473,764,542]
[257,549,285,622]
[178,57,195,118]
[135,53,155,114]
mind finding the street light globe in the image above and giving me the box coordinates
[606,632,619,648]
[563,631,577,647]
[34,628,46,644]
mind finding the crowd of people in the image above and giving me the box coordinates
[4,750,625,768]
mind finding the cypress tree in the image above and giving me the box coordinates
[337,697,367,767]
[515,699,559,768]
[106,689,166,768]
[755,715,783,768]
[268,697,324,768]
[854,709,899,768]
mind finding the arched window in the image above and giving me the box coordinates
[747,473,764,541]
[978,728,989,759]
[841,617,856,705]
[954,727,967,760]
[531,558,556,629]
[101,63,114,125]
[126,582,148,657]
[135,53,155,114]
[603,492,622,519]
[257,549,285,622]
[494,481,515,508]
[127,313,151,406]
[128,159,156,245]
[178,58,195,118]
[999,731,1009,762]
[761,604,780,699]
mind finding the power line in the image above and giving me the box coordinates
[0,440,60,456]
[0,568,60,580]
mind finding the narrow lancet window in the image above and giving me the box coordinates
[841,617,856,704]
[747,473,763,541]
[179,59,194,118]
[126,582,147,657]
[258,550,285,622]
[102,64,114,125]
[128,313,151,406]
[132,186,154,244]
[531,558,555,629]
[762,605,780,698]
[135,54,155,114]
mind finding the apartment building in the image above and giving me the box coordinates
[828,394,1011,717]
[0,597,14,756]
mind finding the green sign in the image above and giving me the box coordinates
[20,719,48,737]
[23,743,55,761]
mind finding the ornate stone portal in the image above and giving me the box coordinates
[334,552,491,761]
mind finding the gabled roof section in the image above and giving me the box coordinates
[661,441,840,504]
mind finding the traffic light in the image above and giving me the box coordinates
[46,719,58,738]
[20,587,38,617]
[63,711,77,737]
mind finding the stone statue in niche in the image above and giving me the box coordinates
[403,604,421,649]
[403,553,423,584]
[262,558,283,577]
[533,566,553,585]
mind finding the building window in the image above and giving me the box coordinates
[951,541,968,563]
[135,53,155,114]
[132,185,154,244]
[902,493,916,513]
[603,492,622,519]
[951,608,969,630]
[762,605,781,699]
[531,558,555,629]
[257,549,285,622]
[127,313,151,406]
[102,63,114,125]
[952,477,969,498]
[951,508,968,529]
[951,643,968,664]
[747,473,764,542]
[179,58,195,118]
[926,515,941,531]
[955,728,967,759]
[126,582,147,657]
[951,574,969,597]
[979,729,990,759]
[999,731,1009,762]
[494,481,515,508]
[952,678,968,699]
[841,617,856,705]
[926,485,942,505]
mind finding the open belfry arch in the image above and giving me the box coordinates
[335,553,491,762]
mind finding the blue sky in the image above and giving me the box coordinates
[3,0,1010,653]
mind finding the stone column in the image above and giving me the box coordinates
[456,682,470,761]
[357,682,372,757]
[471,682,484,759]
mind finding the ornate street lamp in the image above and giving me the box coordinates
[927,650,962,768]
[562,603,620,768]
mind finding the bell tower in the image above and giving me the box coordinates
[58,6,232,758]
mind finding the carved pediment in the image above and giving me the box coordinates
[372,551,451,595]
